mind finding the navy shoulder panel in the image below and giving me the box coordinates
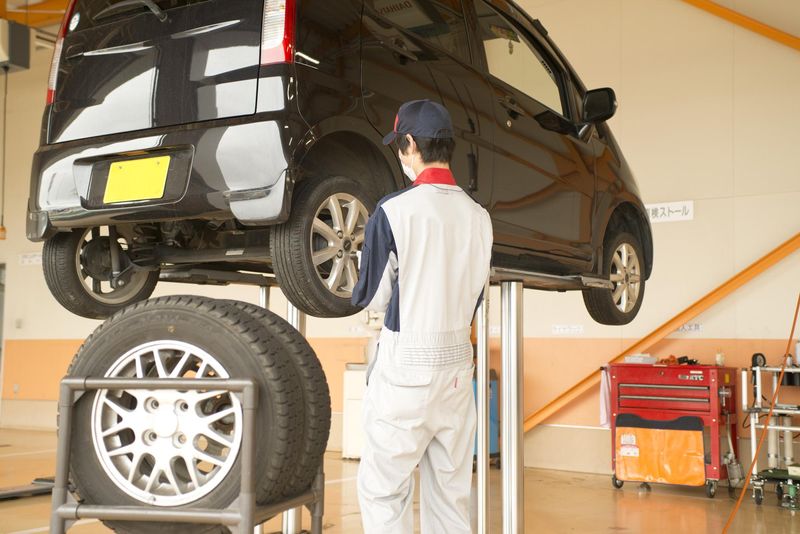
[376,185,415,210]
[351,205,396,308]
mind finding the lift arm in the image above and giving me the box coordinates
[524,231,800,432]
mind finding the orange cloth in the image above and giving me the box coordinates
[615,427,706,486]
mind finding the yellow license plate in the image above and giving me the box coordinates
[103,156,171,204]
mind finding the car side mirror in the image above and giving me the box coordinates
[582,88,617,123]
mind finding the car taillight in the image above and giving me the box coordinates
[261,0,295,65]
[47,0,78,105]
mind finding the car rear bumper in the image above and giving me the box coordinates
[27,116,294,241]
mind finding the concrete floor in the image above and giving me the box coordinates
[0,429,795,533]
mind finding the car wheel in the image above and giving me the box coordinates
[225,301,331,498]
[271,175,375,317]
[43,228,159,319]
[583,231,646,325]
[66,296,303,533]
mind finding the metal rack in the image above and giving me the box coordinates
[50,290,324,534]
[50,377,324,534]
[741,365,800,507]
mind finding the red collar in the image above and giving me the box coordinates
[414,167,457,186]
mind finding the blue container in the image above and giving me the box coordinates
[473,369,500,457]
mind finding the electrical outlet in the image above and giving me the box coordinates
[489,325,500,336]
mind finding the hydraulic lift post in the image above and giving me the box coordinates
[476,271,528,534]
[500,280,524,534]
[282,301,306,534]
[475,279,490,534]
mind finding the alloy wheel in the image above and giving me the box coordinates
[90,341,243,506]
[309,193,369,298]
[609,242,642,314]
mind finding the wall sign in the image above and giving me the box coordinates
[645,200,694,223]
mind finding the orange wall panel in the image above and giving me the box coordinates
[1,339,82,401]
[2,337,794,426]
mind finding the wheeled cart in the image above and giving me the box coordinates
[742,365,800,509]
[608,363,739,497]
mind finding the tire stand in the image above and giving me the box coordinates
[50,288,325,534]
[475,271,526,534]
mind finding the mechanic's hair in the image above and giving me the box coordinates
[397,133,455,164]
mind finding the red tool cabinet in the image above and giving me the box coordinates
[608,363,738,495]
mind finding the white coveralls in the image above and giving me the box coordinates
[352,168,493,534]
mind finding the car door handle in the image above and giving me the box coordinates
[499,97,525,119]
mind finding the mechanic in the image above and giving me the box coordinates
[352,99,493,534]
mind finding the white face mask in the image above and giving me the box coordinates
[399,150,417,182]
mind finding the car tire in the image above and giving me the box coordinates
[225,301,331,498]
[583,231,646,326]
[66,296,303,533]
[271,175,376,318]
[43,228,159,319]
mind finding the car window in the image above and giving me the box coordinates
[474,1,564,115]
[366,0,471,63]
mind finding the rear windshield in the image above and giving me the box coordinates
[70,0,209,32]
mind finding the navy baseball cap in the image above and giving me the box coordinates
[382,99,454,145]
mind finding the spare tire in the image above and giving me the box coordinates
[226,300,331,498]
[66,296,303,534]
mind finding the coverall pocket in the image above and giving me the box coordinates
[374,366,433,427]
[382,366,434,387]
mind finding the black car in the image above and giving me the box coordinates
[28,0,653,325]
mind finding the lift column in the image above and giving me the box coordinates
[475,279,490,534]
[501,280,524,534]
[282,301,306,534]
